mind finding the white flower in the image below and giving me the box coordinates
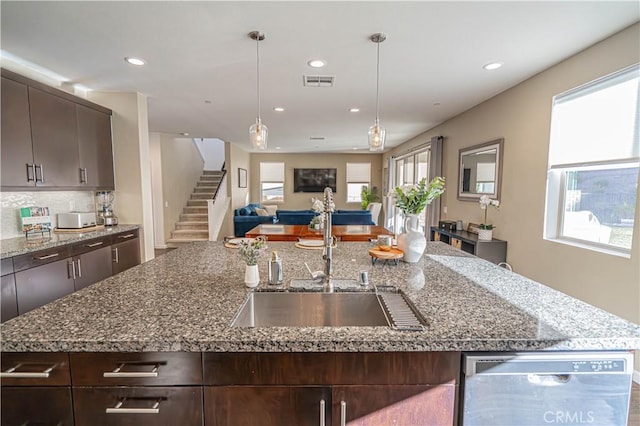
[311,198,325,214]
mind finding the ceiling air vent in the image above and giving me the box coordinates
[303,75,335,87]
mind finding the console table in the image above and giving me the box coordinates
[430,227,507,264]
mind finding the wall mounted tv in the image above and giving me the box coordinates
[293,168,337,193]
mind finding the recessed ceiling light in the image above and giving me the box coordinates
[275,146,281,150]
[273,107,285,112]
[349,108,360,113]
[180,132,189,136]
[307,59,326,68]
[125,57,146,66]
[352,147,358,150]
[483,62,503,70]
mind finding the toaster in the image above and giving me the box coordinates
[57,212,97,229]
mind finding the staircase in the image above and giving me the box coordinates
[166,170,224,248]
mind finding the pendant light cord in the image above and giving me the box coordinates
[256,36,261,120]
[375,39,380,123]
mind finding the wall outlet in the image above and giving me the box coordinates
[443,206,448,214]
[165,201,169,208]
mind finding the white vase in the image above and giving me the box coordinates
[244,264,260,288]
[478,228,493,240]
[397,214,426,263]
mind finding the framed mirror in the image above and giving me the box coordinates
[458,138,503,201]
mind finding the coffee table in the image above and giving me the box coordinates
[245,224,393,242]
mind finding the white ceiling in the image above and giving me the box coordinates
[1,1,638,153]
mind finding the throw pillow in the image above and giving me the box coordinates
[263,205,278,216]
[255,208,270,216]
[239,207,252,216]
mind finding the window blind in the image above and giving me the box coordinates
[260,162,284,181]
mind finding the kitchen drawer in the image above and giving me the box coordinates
[70,352,202,386]
[112,228,139,242]
[0,352,70,386]
[1,257,14,276]
[13,245,71,272]
[73,386,203,426]
[1,386,73,426]
[71,235,112,256]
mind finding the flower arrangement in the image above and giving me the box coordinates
[479,195,500,230]
[238,236,267,265]
[391,176,446,215]
[310,198,325,229]
[311,197,325,214]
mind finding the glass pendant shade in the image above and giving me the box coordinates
[368,120,385,152]
[250,117,268,150]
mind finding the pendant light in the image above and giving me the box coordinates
[249,31,268,150]
[368,33,386,152]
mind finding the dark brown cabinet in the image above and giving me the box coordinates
[0,76,34,189]
[76,104,115,189]
[1,69,114,190]
[70,352,203,426]
[112,230,141,275]
[1,258,18,323]
[205,386,330,426]
[1,353,73,426]
[14,253,75,315]
[28,86,80,187]
[70,236,113,291]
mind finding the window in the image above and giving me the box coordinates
[544,64,639,255]
[346,163,371,203]
[260,162,284,202]
[390,148,431,232]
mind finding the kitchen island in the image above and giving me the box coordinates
[1,241,638,425]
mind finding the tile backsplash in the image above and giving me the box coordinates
[0,191,95,239]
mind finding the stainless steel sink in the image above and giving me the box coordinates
[230,290,427,329]
[231,292,389,327]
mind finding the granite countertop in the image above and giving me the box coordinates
[1,241,638,352]
[0,224,140,259]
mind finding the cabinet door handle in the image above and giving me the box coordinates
[76,258,82,278]
[0,363,56,378]
[86,241,104,248]
[112,247,119,263]
[103,363,159,378]
[34,164,45,183]
[67,259,76,279]
[26,163,35,182]
[117,233,135,240]
[106,398,160,414]
[319,399,326,426]
[35,253,60,260]
[340,400,347,426]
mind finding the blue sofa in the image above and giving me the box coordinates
[233,203,277,236]
[276,209,374,226]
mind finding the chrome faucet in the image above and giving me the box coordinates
[322,187,335,292]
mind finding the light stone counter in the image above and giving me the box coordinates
[0,224,140,259]
[1,241,638,352]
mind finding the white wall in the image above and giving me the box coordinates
[386,24,640,329]
[194,138,226,171]
[159,136,204,241]
[149,133,165,248]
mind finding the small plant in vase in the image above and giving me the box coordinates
[391,177,445,262]
[478,195,500,240]
[238,236,267,287]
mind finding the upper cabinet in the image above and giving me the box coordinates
[0,70,115,191]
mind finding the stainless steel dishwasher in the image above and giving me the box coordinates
[461,352,634,425]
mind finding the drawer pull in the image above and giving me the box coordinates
[117,233,135,239]
[319,399,326,426]
[106,398,160,414]
[0,363,55,378]
[103,363,160,378]
[86,241,104,247]
[34,253,60,260]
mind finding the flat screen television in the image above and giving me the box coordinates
[293,168,337,193]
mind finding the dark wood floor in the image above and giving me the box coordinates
[630,382,639,426]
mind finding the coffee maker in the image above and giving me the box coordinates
[96,191,118,226]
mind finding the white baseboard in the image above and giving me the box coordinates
[154,244,168,249]
[634,369,640,384]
